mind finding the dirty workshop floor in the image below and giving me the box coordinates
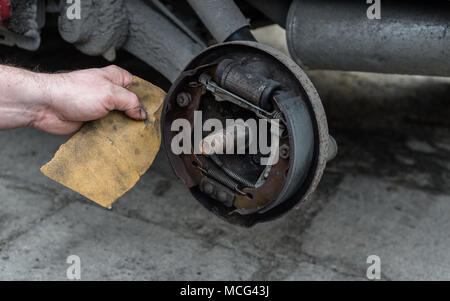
[0,26,449,280]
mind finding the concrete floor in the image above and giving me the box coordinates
[0,26,449,281]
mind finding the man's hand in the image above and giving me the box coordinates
[0,65,146,135]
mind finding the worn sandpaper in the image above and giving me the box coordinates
[41,76,166,208]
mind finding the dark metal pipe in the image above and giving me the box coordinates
[225,27,256,42]
[286,0,450,76]
[245,0,292,28]
[187,0,252,42]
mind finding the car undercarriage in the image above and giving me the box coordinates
[1,0,448,226]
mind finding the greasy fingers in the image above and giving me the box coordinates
[100,66,145,120]
[109,85,147,120]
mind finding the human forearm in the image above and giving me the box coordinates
[0,65,144,135]
[0,65,52,130]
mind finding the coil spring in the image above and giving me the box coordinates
[272,110,282,119]
[196,157,245,194]
[210,155,257,189]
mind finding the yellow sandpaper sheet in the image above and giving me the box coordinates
[41,76,166,208]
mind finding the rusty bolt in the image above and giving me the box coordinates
[279,144,290,159]
[176,92,192,107]
[203,183,214,195]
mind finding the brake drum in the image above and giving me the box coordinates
[162,41,334,227]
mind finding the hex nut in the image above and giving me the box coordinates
[176,92,192,107]
[279,144,290,159]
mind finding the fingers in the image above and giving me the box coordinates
[101,65,134,87]
[100,65,146,121]
[109,85,147,121]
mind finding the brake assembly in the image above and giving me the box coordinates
[162,41,336,227]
